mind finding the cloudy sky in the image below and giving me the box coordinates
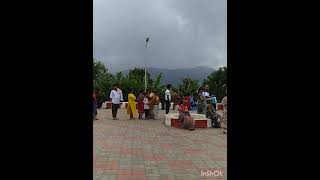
[94,0,226,72]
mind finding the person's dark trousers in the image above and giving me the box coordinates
[213,103,217,111]
[144,109,150,119]
[165,100,170,114]
[112,103,119,118]
[93,102,97,120]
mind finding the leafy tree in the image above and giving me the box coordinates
[114,72,125,85]
[151,73,163,92]
[203,66,227,102]
[93,59,114,104]
[120,76,140,101]
[178,78,200,97]
[127,68,153,93]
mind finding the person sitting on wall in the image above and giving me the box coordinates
[206,104,221,128]
[178,99,195,131]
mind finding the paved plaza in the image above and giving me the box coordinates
[94,109,227,180]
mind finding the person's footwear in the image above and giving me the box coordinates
[115,118,119,120]
[113,117,116,120]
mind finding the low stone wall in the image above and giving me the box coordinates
[165,113,212,128]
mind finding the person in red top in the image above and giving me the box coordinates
[184,95,191,110]
[178,100,195,130]
[137,90,145,119]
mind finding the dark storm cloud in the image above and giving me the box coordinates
[94,0,226,72]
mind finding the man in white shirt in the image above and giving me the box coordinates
[117,85,124,102]
[164,84,172,114]
[109,85,121,120]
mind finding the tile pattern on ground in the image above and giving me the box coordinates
[94,109,227,180]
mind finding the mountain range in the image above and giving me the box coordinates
[121,66,215,85]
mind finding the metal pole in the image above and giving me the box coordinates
[144,68,147,92]
[145,37,149,92]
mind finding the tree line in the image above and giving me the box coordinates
[93,59,227,108]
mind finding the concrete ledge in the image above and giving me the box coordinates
[165,113,212,128]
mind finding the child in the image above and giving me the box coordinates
[143,92,150,119]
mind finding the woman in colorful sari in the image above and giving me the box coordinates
[127,88,137,120]
[206,104,221,128]
[197,88,206,114]
[178,100,195,130]
[220,86,227,134]
[148,92,156,119]
[137,91,145,119]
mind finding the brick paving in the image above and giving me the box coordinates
[94,109,227,180]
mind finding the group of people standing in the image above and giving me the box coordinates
[93,83,227,134]
[135,90,160,120]
[196,85,217,115]
[197,85,227,134]
[107,84,161,120]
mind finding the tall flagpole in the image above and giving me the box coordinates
[145,37,149,92]
[144,68,147,92]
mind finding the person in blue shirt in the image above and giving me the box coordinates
[211,94,217,111]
